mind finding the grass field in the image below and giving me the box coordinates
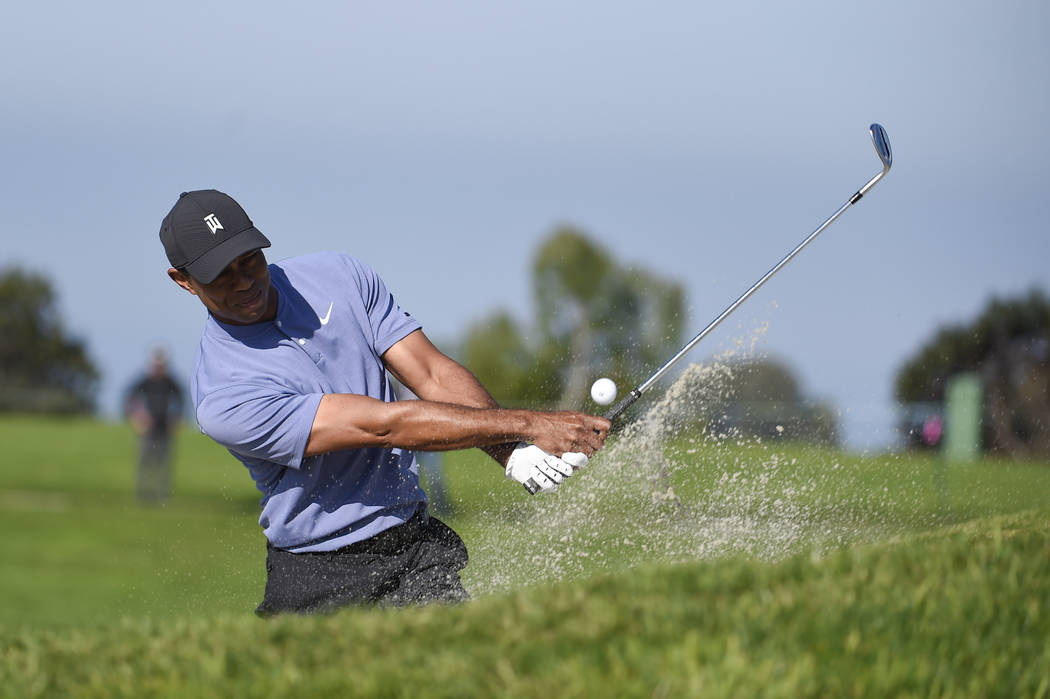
[1,415,1048,696]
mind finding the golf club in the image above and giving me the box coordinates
[522,123,891,494]
[602,123,893,425]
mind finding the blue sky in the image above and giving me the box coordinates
[2,1,1048,449]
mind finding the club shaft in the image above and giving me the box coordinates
[636,198,853,396]
[545,198,853,484]
[553,125,888,489]
[605,168,885,427]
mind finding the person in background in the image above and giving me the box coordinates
[125,349,185,503]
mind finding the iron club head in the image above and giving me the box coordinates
[870,123,892,172]
[856,123,892,198]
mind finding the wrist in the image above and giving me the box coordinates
[484,441,524,469]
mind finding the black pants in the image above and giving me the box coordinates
[256,507,469,616]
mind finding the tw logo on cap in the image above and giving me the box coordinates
[203,214,224,235]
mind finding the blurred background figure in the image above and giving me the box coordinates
[124,349,185,503]
[921,413,943,448]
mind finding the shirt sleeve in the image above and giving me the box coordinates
[195,383,323,469]
[350,257,422,355]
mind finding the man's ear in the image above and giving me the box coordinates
[168,268,198,296]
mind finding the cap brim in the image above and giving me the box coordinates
[185,228,271,283]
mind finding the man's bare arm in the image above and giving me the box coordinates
[383,330,609,464]
[305,394,606,458]
[305,330,609,460]
[382,329,516,465]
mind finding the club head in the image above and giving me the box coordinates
[870,123,892,172]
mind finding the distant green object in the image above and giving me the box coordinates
[944,373,982,461]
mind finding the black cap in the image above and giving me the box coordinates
[159,190,271,283]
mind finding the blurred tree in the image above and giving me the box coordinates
[461,228,837,444]
[460,226,685,409]
[700,358,839,445]
[727,359,802,403]
[895,289,1050,457]
[0,267,99,414]
[459,311,556,407]
[533,227,686,408]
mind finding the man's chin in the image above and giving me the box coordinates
[230,288,274,324]
[215,305,267,326]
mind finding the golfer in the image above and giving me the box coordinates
[160,190,610,615]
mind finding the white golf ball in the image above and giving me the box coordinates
[590,377,617,405]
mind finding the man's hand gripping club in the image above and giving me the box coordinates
[505,411,610,494]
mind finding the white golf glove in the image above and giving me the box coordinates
[560,452,589,469]
[506,443,575,494]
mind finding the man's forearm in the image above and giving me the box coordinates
[380,330,607,466]
[307,394,537,457]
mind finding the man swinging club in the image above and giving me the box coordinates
[160,189,610,615]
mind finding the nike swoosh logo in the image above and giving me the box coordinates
[319,302,334,326]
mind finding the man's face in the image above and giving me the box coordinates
[168,249,277,325]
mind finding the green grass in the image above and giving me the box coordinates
[1,415,1048,696]
[0,417,263,628]
[2,511,1048,697]
[0,496,261,627]
[0,416,258,499]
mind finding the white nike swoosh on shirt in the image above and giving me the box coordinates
[319,302,334,326]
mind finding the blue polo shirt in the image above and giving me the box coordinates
[190,252,426,552]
